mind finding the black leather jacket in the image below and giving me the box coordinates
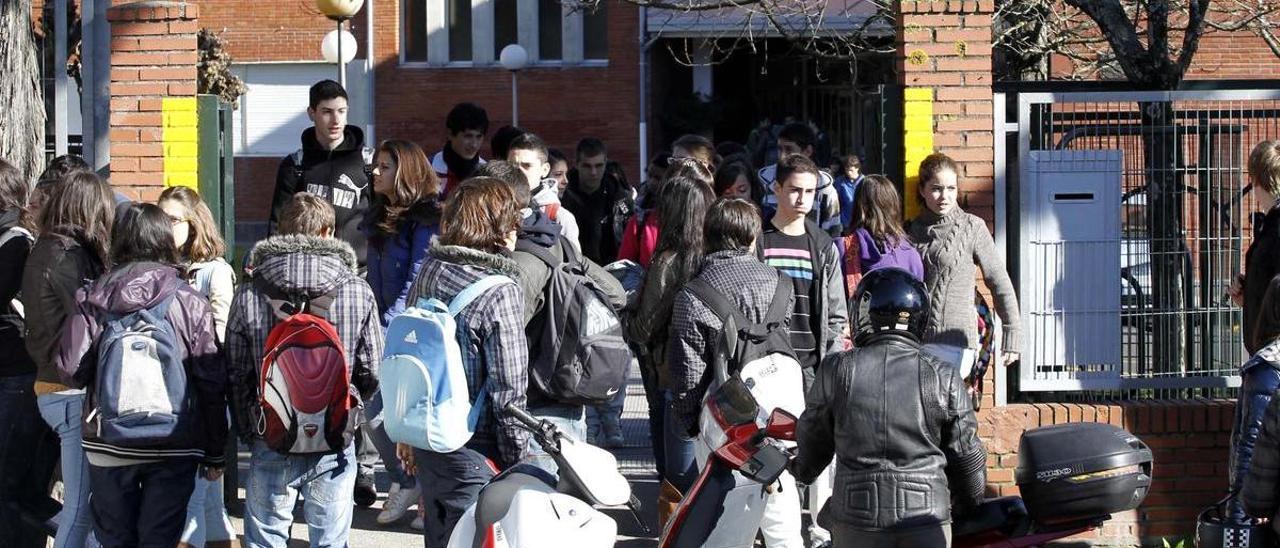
[790,334,986,531]
[1230,343,1280,521]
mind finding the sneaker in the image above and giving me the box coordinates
[410,514,424,530]
[377,483,421,525]
[354,473,377,508]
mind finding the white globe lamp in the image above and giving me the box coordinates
[500,44,530,125]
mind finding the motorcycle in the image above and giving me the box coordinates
[953,497,1115,548]
[659,376,798,548]
[446,404,648,548]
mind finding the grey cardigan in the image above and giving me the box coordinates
[907,209,1021,353]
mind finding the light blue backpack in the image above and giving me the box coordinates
[380,275,513,452]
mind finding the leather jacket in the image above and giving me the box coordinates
[791,334,986,531]
[1230,341,1280,521]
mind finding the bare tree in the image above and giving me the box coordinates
[0,0,46,183]
[570,0,897,64]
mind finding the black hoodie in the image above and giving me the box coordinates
[270,126,372,267]
[0,210,34,377]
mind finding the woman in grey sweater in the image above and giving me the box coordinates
[907,153,1021,378]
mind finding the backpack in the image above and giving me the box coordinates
[256,279,358,454]
[686,273,805,431]
[291,147,376,182]
[88,292,194,448]
[518,238,631,406]
[0,227,34,318]
[379,275,513,452]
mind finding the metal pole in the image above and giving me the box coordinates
[81,0,111,172]
[511,71,519,126]
[365,0,376,145]
[81,0,95,163]
[337,20,346,88]
[55,0,68,156]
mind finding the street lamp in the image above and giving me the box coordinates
[500,44,529,126]
[317,0,365,87]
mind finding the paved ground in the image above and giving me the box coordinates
[225,371,663,547]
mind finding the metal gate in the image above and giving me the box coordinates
[1001,88,1280,397]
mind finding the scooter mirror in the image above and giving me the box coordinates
[764,409,797,441]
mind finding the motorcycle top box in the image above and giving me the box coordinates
[1014,422,1153,523]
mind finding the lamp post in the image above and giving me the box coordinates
[499,44,529,126]
[317,0,365,87]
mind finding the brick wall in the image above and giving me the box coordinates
[979,399,1233,545]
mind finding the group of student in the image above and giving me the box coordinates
[0,77,1028,548]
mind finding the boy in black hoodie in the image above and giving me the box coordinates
[269,80,373,269]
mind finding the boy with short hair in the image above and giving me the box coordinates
[432,102,490,195]
[227,193,384,548]
[758,122,843,237]
[508,132,582,251]
[562,137,633,265]
[270,80,373,267]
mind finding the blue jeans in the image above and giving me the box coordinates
[180,474,235,545]
[0,374,59,548]
[663,391,698,493]
[37,391,97,548]
[244,441,357,548]
[526,404,587,475]
[363,392,414,487]
[587,359,632,439]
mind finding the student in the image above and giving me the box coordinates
[849,175,923,280]
[562,137,633,265]
[363,138,440,525]
[496,171,625,462]
[617,155,713,270]
[227,193,384,548]
[713,160,766,206]
[508,132,582,251]
[0,159,58,548]
[269,80,373,268]
[548,148,570,196]
[666,197,804,546]
[761,154,848,387]
[758,123,843,237]
[833,154,864,234]
[54,203,227,548]
[791,268,987,548]
[431,102,489,195]
[23,171,115,548]
[906,152,1021,378]
[157,186,239,548]
[627,177,713,521]
[489,125,525,164]
[671,134,718,169]
[400,178,531,547]
[1231,140,1280,353]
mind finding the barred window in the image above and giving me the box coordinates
[401,0,609,66]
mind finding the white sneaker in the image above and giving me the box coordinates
[410,514,424,530]
[376,483,421,525]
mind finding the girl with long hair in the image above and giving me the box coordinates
[850,175,923,280]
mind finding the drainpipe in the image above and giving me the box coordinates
[638,5,649,184]
[365,0,376,145]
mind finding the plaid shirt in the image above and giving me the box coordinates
[406,243,530,466]
[225,235,384,444]
[668,249,782,435]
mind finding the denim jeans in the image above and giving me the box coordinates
[525,404,587,475]
[637,355,666,480]
[587,359,632,439]
[662,391,698,493]
[37,391,97,548]
[88,459,198,548]
[244,441,357,548]
[412,446,497,548]
[363,392,414,487]
[180,473,235,545]
[0,374,59,548]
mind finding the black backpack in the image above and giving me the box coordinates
[519,238,632,406]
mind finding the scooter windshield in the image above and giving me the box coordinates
[708,377,759,427]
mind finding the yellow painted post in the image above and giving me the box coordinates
[162,97,200,189]
[903,87,934,220]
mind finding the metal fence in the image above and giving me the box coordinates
[1002,88,1280,400]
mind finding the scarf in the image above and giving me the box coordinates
[442,140,481,181]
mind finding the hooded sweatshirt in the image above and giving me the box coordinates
[531,180,581,252]
[226,235,384,444]
[55,262,226,466]
[364,198,443,326]
[270,126,372,267]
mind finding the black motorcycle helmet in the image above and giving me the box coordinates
[852,267,929,345]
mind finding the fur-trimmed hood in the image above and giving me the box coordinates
[248,234,359,298]
[427,241,521,277]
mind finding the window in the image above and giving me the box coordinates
[403,0,609,66]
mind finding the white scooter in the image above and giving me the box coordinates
[447,403,649,548]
